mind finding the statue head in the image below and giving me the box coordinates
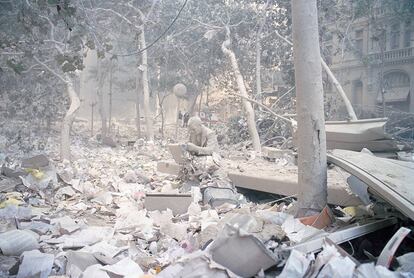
[188,116,203,136]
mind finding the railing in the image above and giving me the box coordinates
[369,47,414,62]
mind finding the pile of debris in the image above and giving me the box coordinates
[0,135,413,277]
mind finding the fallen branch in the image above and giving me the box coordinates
[228,91,297,127]
[274,31,358,120]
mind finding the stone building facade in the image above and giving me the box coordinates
[322,5,414,116]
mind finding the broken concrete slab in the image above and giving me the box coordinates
[327,139,409,152]
[324,118,411,152]
[228,171,363,207]
[328,149,414,220]
[16,250,54,278]
[21,154,49,169]
[0,230,39,256]
[157,161,180,175]
[145,193,192,215]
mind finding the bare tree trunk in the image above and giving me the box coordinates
[175,98,180,139]
[32,56,79,161]
[140,27,154,141]
[222,26,261,152]
[292,0,327,216]
[61,76,80,161]
[90,102,96,137]
[157,91,166,139]
[255,0,270,102]
[135,69,142,138]
[97,59,108,137]
[198,90,203,116]
[108,59,113,134]
[255,40,262,102]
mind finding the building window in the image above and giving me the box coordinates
[390,23,400,49]
[384,71,410,88]
[355,29,363,53]
[352,80,363,106]
[378,71,410,112]
[404,21,411,48]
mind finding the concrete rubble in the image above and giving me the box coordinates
[0,130,413,278]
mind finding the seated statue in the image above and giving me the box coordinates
[185,116,219,156]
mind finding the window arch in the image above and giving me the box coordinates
[378,71,410,112]
[384,71,410,89]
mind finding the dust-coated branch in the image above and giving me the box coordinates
[228,92,296,127]
[33,56,67,84]
[222,25,261,152]
[274,30,358,120]
[39,14,64,54]
[93,8,140,30]
[270,86,295,109]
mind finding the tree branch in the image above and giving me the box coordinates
[274,30,358,120]
[33,56,67,84]
[93,7,140,30]
[228,91,296,127]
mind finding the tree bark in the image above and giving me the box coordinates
[32,56,80,161]
[255,0,270,102]
[61,76,80,161]
[292,0,327,216]
[139,27,154,141]
[136,68,142,138]
[157,91,166,139]
[198,90,204,116]
[97,59,108,137]
[108,59,113,133]
[222,26,261,152]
